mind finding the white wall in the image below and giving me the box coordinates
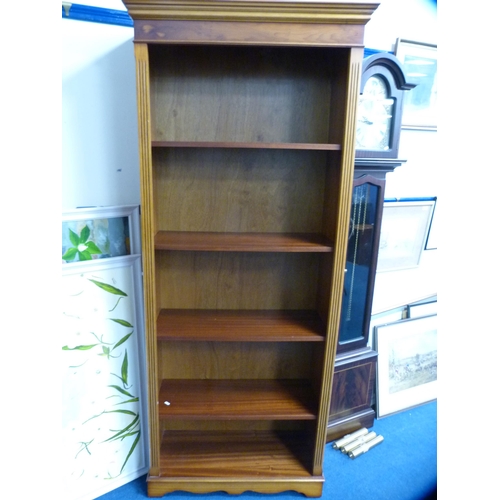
[365,0,437,50]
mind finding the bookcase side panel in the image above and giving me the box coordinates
[134,42,161,473]
[313,47,364,476]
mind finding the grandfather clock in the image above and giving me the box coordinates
[327,53,415,440]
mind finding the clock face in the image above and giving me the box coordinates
[356,75,394,151]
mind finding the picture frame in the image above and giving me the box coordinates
[62,255,149,500]
[377,199,435,272]
[62,205,141,263]
[375,314,437,418]
[394,38,437,130]
[407,298,437,319]
[425,198,438,250]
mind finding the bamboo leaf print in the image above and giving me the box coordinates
[110,318,133,328]
[115,398,139,405]
[99,346,119,359]
[75,439,94,458]
[121,350,129,386]
[83,409,137,424]
[103,415,139,443]
[89,332,113,345]
[106,409,137,416]
[112,332,133,351]
[109,297,124,312]
[89,279,127,297]
[62,344,98,351]
[64,266,141,479]
[116,431,140,441]
[108,385,135,398]
[120,432,141,474]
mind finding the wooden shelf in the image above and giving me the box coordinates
[157,309,326,342]
[152,141,341,151]
[154,231,334,252]
[158,379,317,420]
[158,430,315,478]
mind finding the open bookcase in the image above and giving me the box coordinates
[122,1,379,497]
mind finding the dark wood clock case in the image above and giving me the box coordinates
[356,53,416,160]
[326,53,415,442]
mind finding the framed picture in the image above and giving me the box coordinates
[368,306,408,349]
[425,198,438,250]
[62,205,141,263]
[377,199,435,272]
[375,314,437,418]
[408,298,437,319]
[62,255,149,500]
[394,38,437,130]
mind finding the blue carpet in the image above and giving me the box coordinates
[97,401,436,500]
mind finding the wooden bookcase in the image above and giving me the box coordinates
[122,1,379,497]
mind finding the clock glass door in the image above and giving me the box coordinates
[339,177,383,348]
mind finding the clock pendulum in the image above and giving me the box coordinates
[345,183,369,322]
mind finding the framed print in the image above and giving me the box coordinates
[425,198,438,250]
[394,39,437,129]
[375,314,437,418]
[377,199,435,272]
[62,205,141,263]
[408,298,437,319]
[62,255,148,500]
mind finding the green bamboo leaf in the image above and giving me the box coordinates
[63,344,98,351]
[102,416,139,443]
[108,385,135,398]
[105,409,137,416]
[62,247,78,261]
[115,398,139,405]
[109,297,124,312]
[75,439,94,458]
[86,241,102,255]
[69,229,80,247]
[89,332,113,345]
[117,430,140,441]
[121,350,129,386]
[110,319,133,328]
[107,430,141,445]
[112,332,133,351]
[78,250,92,261]
[99,346,111,358]
[109,421,140,435]
[120,432,141,474]
[89,279,127,296]
[83,408,137,425]
[80,225,90,243]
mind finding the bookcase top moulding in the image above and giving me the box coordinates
[122,0,380,46]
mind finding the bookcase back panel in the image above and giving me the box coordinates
[153,149,328,233]
[149,45,341,144]
[159,420,306,432]
[158,341,313,380]
[155,251,323,310]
